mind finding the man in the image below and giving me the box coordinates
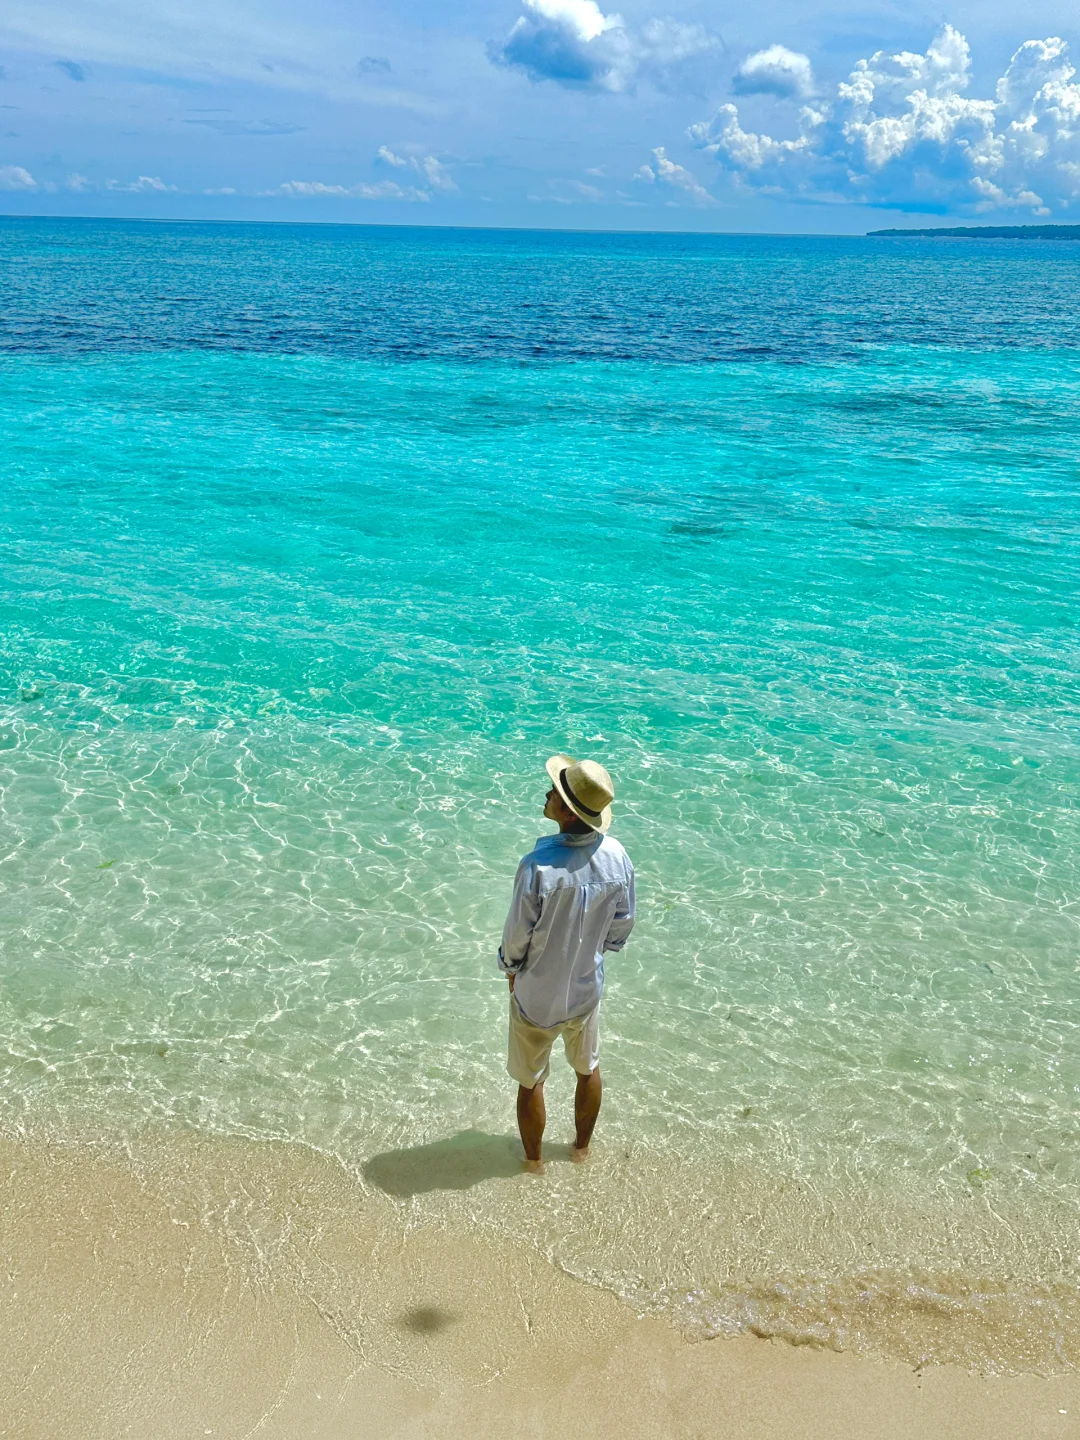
[498,754,635,1174]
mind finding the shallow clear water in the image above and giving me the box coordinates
[2,219,1079,1371]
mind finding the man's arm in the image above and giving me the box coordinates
[498,860,541,985]
[601,863,635,953]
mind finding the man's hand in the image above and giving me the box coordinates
[507,973,515,993]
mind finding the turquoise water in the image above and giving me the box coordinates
[2,220,1080,1370]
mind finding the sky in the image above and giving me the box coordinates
[1,0,1080,232]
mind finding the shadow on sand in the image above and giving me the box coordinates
[362,1128,572,1197]
[398,1305,457,1335]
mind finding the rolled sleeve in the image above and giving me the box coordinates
[602,864,635,953]
[498,861,541,975]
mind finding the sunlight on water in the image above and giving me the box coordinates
[2,223,1080,1370]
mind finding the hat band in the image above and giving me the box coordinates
[560,767,604,819]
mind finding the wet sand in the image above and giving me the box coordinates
[2,1133,1077,1440]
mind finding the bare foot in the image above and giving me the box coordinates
[522,1158,544,1176]
[569,1145,590,1163]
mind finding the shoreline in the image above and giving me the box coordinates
[3,1131,1079,1439]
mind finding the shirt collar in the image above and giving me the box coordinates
[559,830,602,847]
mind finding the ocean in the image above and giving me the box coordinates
[1,217,1079,1373]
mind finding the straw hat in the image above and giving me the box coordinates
[546,753,614,833]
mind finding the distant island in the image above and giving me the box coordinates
[868,224,1080,240]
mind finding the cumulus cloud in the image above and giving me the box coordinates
[733,45,814,100]
[491,0,716,93]
[690,27,1080,213]
[0,164,38,190]
[635,146,715,205]
[495,0,624,87]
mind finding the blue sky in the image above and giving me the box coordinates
[2,0,1079,231]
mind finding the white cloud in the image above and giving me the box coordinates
[733,45,814,100]
[0,164,38,190]
[104,175,176,193]
[637,146,715,205]
[376,146,457,191]
[58,172,174,193]
[491,0,715,93]
[494,0,631,91]
[530,174,608,203]
[415,154,457,191]
[639,17,718,78]
[690,27,1080,214]
[566,178,603,198]
[267,179,430,201]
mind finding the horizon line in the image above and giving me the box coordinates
[0,211,863,239]
[6,212,1074,240]
[0,211,961,242]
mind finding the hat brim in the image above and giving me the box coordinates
[545,753,611,833]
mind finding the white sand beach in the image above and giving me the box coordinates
[3,1133,1077,1440]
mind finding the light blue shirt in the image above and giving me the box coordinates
[498,830,636,1029]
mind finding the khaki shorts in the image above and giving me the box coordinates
[507,994,600,1089]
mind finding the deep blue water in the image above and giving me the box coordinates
[2,217,1079,359]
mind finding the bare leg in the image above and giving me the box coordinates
[571,1065,602,1161]
[516,1081,546,1174]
